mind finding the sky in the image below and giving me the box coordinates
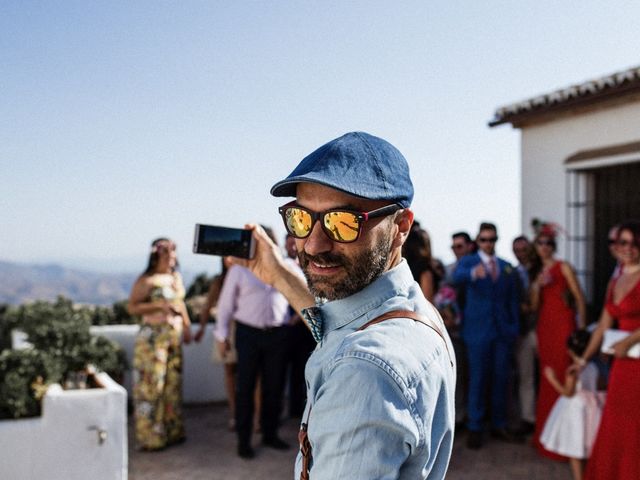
[2,1,640,276]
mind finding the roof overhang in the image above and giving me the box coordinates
[489,66,640,128]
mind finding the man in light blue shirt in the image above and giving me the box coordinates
[236,132,455,479]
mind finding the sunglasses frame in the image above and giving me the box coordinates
[477,236,498,244]
[278,201,401,243]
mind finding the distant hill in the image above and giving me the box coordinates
[0,260,136,305]
[0,260,204,306]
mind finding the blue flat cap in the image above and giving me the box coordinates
[270,131,414,208]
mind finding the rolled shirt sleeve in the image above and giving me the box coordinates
[213,265,239,342]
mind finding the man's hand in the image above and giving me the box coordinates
[472,263,487,279]
[229,224,285,287]
[216,339,230,359]
[230,224,316,317]
[194,325,206,343]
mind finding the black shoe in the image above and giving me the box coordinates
[262,436,291,450]
[513,421,535,436]
[466,431,483,450]
[490,428,525,444]
[238,444,255,459]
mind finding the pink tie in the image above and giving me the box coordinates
[489,258,498,282]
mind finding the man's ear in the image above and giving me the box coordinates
[392,209,414,248]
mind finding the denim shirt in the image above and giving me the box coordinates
[294,261,456,480]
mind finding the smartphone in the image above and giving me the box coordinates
[193,224,256,259]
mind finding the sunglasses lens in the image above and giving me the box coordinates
[324,211,360,242]
[285,207,313,238]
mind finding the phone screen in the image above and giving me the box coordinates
[193,224,255,258]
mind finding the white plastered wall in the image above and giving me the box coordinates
[520,98,640,254]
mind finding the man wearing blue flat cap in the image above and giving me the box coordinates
[236,132,455,479]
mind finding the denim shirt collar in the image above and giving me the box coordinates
[301,260,414,342]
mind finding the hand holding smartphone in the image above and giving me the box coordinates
[193,224,256,259]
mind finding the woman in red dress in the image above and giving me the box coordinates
[531,228,587,460]
[580,220,640,479]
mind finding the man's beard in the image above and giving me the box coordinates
[298,230,393,301]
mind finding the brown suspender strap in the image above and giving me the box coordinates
[298,309,453,479]
[359,309,454,367]
[298,422,311,480]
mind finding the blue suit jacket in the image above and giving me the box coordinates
[452,253,519,344]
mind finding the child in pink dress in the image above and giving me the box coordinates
[540,329,606,480]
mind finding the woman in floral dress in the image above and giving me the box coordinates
[128,238,192,450]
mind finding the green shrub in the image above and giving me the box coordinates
[0,303,16,351]
[111,299,139,325]
[0,349,52,419]
[186,273,212,298]
[87,336,128,380]
[0,296,129,418]
[89,305,116,326]
[13,297,93,380]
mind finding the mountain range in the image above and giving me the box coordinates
[0,261,135,305]
[0,261,201,306]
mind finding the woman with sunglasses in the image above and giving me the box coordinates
[579,220,640,479]
[530,226,587,460]
[128,238,192,450]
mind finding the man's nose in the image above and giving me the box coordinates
[303,221,333,256]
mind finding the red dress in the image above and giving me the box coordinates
[585,277,640,480]
[534,261,576,460]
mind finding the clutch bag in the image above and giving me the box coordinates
[601,329,640,359]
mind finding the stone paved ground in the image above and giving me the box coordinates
[129,404,571,480]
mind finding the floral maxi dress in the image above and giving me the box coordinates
[133,273,186,450]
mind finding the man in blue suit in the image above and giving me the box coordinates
[453,222,520,449]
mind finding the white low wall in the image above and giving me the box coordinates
[0,372,127,480]
[90,323,226,403]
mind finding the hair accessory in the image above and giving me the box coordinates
[151,239,175,254]
[531,218,565,238]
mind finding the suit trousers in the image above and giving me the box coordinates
[465,337,514,432]
[235,322,289,447]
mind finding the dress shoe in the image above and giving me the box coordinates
[262,436,291,450]
[513,421,535,436]
[491,428,525,444]
[238,444,255,459]
[466,431,483,450]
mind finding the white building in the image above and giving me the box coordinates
[490,65,640,315]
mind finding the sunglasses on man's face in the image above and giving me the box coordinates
[278,202,401,243]
[451,243,466,250]
[477,237,498,244]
